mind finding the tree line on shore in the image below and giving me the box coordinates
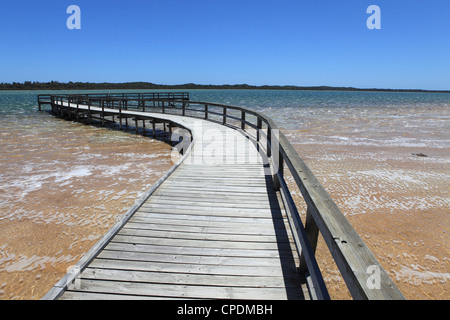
[0,81,448,93]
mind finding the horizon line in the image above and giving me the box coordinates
[0,81,449,93]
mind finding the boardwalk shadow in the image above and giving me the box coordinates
[262,168,306,300]
[238,131,305,300]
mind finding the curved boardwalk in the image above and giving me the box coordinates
[43,104,305,300]
[40,94,405,300]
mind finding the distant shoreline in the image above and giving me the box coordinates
[0,81,449,93]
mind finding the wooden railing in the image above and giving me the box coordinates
[44,94,405,300]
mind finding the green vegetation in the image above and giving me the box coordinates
[0,81,448,93]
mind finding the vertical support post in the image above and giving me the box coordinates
[241,111,246,130]
[204,104,208,120]
[152,119,156,138]
[76,97,79,119]
[88,99,92,123]
[256,118,262,142]
[124,100,128,128]
[101,99,105,126]
[273,154,284,191]
[162,101,165,114]
[67,97,71,118]
[298,207,320,274]
[222,107,227,125]
[256,117,262,152]
[182,102,186,116]
[267,127,272,158]
[142,100,146,112]
[272,129,283,191]
[168,122,172,142]
[119,100,122,130]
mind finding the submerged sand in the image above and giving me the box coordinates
[284,106,449,300]
[0,120,173,299]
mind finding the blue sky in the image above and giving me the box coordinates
[0,0,449,90]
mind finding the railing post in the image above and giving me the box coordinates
[88,99,92,122]
[142,99,145,112]
[272,129,283,191]
[256,118,262,142]
[204,104,208,120]
[222,107,227,125]
[256,117,262,152]
[101,99,105,126]
[182,102,186,116]
[75,97,79,119]
[241,111,246,130]
[267,127,272,158]
[273,155,284,191]
[162,101,165,114]
[152,119,156,138]
[119,100,122,129]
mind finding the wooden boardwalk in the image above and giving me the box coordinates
[44,103,306,300]
[40,94,405,300]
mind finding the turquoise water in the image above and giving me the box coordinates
[2,88,449,132]
[3,88,450,112]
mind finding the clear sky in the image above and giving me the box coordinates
[0,0,449,90]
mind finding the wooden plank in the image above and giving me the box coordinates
[156,185,271,194]
[132,212,283,223]
[80,268,300,288]
[166,177,270,185]
[122,222,281,235]
[88,259,298,277]
[127,216,287,230]
[106,242,290,258]
[137,204,281,217]
[152,188,276,199]
[117,227,290,243]
[60,291,183,300]
[172,174,268,180]
[142,198,279,209]
[148,195,280,206]
[157,181,270,189]
[110,234,293,250]
[97,250,288,267]
[66,279,301,300]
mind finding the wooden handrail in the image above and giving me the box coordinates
[45,94,405,300]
